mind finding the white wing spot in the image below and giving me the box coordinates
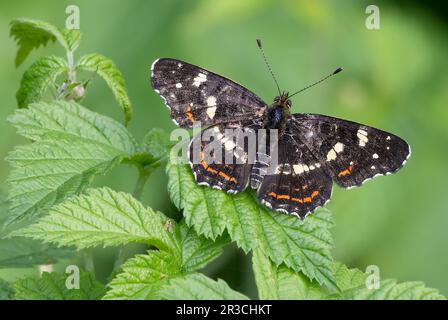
[357,129,369,147]
[386,146,390,150]
[177,63,182,68]
[371,165,376,170]
[326,149,337,162]
[386,136,391,140]
[206,107,217,119]
[175,83,182,88]
[372,153,379,159]
[206,96,217,106]
[334,142,344,153]
[293,164,311,174]
[193,73,207,87]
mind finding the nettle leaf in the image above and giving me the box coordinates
[176,221,229,272]
[10,18,68,67]
[126,128,173,168]
[0,237,73,268]
[159,273,249,300]
[5,101,137,226]
[166,150,336,289]
[77,53,132,125]
[14,270,105,300]
[16,55,68,108]
[13,188,177,251]
[104,250,182,300]
[331,263,445,300]
[252,251,445,300]
[252,249,328,299]
[62,29,81,52]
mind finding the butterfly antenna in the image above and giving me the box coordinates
[256,39,282,96]
[288,67,343,98]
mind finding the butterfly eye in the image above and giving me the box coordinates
[274,96,280,103]
[286,99,292,107]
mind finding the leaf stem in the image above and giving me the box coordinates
[67,50,76,82]
[132,165,151,200]
[82,248,95,274]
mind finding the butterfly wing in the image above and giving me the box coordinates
[288,113,411,188]
[189,119,263,193]
[255,130,333,219]
[151,58,268,128]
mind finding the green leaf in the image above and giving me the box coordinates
[126,128,173,168]
[16,55,68,108]
[12,188,177,251]
[10,18,68,67]
[159,273,249,300]
[166,150,336,289]
[0,279,15,300]
[103,250,182,300]
[77,53,132,125]
[331,263,445,300]
[252,251,445,300]
[0,237,73,268]
[14,270,105,300]
[5,101,137,226]
[176,221,229,272]
[252,249,327,299]
[142,128,172,161]
[62,29,81,52]
[104,220,228,300]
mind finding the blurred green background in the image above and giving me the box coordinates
[0,0,447,298]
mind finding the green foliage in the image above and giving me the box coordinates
[12,188,177,251]
[4,14,445,301]
[0,238,73,268]
[166,149,337,290]
[158,273,249,300]
[5,101,137,226]
[61,29,81,52]
[126,128,173,169]
[252,250,445,300]
[10,18,67,67]
[104,250,182,299]
[0,279,15,300]
[16,55,68,108]
[13,186,232,299]
[14,270,105,300]
[175,222,229,272]
[77,54,133,125]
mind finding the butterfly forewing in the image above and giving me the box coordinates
[151,58,268,128]
[288,113,411,188]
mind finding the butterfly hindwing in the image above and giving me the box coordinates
[256,132,333,219]
[151,58,267,128]
[288,113,411,188]
[188,120,263,193]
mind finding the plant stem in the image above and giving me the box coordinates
[132,166,151,200]
[67,50,76,82]
[82,248,95,274]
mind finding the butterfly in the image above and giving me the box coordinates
[150,42,410,219]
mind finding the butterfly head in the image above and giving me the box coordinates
[273,92,292,108]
